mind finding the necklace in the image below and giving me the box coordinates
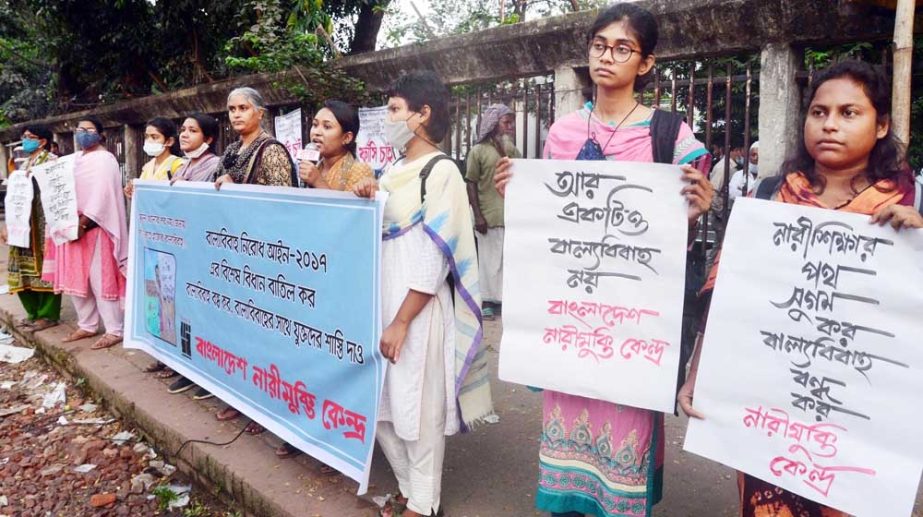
[592,101,641,156]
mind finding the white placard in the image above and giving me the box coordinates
[684,197,923,517]
[31,156,78,244]
[5,171,34,248]
[274,108,303,161]
[499,159,688,412]
[356,106,397,178]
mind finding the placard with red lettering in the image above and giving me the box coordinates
[684,198,923,516]
[355,106,396,178]
[499,159,689,412]
[124,181,387,494]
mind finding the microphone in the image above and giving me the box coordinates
[298,143,321,164]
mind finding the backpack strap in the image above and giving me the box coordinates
[419,154,455,203]
[914,174,923,215]
[650,109,685,165]
[754,175,784,200]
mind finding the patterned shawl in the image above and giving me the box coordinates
[701,171,915,295]
[215,132,272,183]
[380,151,494,431]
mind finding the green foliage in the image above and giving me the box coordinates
[182,501,209,517]
[224,0,372,107]
[152,484,180,512]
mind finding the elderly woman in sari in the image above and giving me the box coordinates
[214,87,296,189]
[43,116,128,350]
[213,87,296,433]
[0,124,61,332]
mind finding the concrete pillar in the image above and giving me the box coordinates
[124,124,144,183]
[757,43,804,179]
[553,64,590,121]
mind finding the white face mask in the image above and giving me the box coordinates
[383,115,418,153]
[143,141,165,157]
[184,142,210,159]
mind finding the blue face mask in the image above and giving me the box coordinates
[21,138,41,154]
[76,131,101,150]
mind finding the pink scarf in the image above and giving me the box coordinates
[42,149,128,299]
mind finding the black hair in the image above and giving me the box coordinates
[588,3,659,93]
[23,124,53,151]
[387,70,451,142]
[780,59,908,192]
[146,117,182,156]
[77,115,105,135]
[322,100,360,157]
[185,113,220,153]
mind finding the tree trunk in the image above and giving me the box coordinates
[349,1,389,55]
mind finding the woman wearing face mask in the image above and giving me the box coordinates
[465,103,521,320]
[298,100,373,191]
[0,125,62,332]
[728,140,759,202]
[145,113,222,399]
[173,113,221,182]
[43,116,128,350]
[213,87,297,190]
[125,117,185,198]
[353,70,493,517]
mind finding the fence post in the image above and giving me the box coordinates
[758,43,803,179]
[124,124,144,183]
[553,65,589,121]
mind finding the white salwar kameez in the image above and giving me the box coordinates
[476,227,504,304]
[378,223,457,515]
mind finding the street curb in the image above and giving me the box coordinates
[0,295,378,517]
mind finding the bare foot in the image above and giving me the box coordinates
[62,329,98,343]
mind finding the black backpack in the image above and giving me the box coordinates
[648,110,704,415]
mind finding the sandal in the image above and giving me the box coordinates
[62,329,98,343]
[275,442,302,458]
[29,319,58,332]
[91,334,123,350]
[216,407,240,421]
[244,421,264,435]
[379,494,408,517]
[15,318,35,329]
[155,367,177,379]
[143,361,167,373]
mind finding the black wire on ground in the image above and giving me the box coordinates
[174,421,250,457]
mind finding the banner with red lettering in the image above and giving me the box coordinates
[124,181,387,494]
[499,159,689,412]
[684,198,923,516]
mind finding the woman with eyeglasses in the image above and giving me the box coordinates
[0,124,62,332]
[43,116,129,351]
[494,4,712,516]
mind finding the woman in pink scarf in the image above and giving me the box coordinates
[43,115,128,350]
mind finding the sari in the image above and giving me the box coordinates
[700,171,915,517]
[538,104,707,517]
[8,150,57,293]
[320,153,373,192]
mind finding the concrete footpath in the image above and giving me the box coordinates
[1,251,920,516]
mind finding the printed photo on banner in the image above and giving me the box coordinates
[499,158,689,413]
[356,106,397,178]
[144,248,177,345]
[124,181,387,494]
[684,198,923,517]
